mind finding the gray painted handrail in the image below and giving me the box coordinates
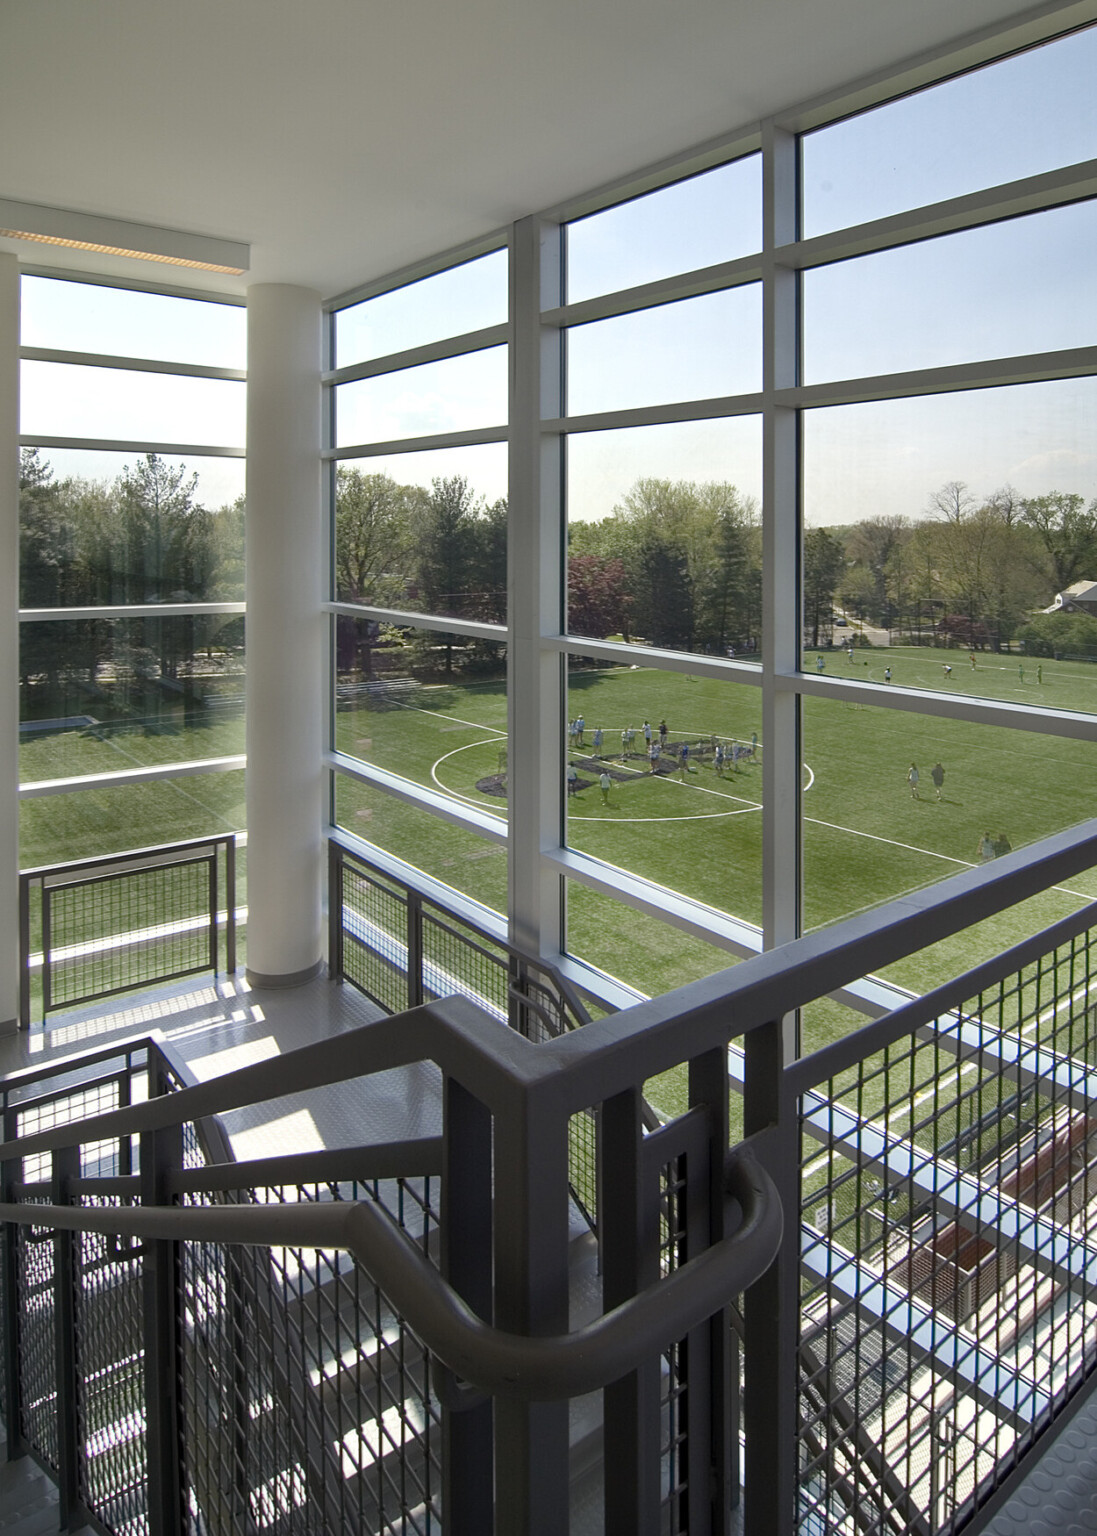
[0,1146,780,1401]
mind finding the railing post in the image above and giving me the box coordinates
[141,1117,184,1536]
[601,1086,661,1536]
[441,1077,494,1534]
[742,1019,799,1536]
[327,840,344,981]
[52,1143,82,1527]
[492,1088,571,1535]
[207,845,218,974]
[224,834,237,976]
[2,1107,22,1456]
[407,890,424,1009]
[17,874,30,1029]
[689,1046,734,1535]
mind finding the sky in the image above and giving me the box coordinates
[17,20,1097,529]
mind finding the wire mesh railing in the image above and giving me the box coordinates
[792,916,1097,1535]
[18,834,237,1028]
[6,824,1097,1534]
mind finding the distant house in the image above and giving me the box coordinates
[1045,581,1097,615]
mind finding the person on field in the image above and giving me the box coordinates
[659,719,668,749]
[930,761,945,800]
[714,742,724,776]
[679,740,690,777]
[908,763,920,799]
[649,742,660,773]
[643,720,652,746]
[884,667,891,683]
[599,770,611,805]
[993,830,1012,858]
[593,726,603,754]
[567,764,578,796]
[978,831,995,862]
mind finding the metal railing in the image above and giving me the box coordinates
[18,835,238,1029]
[4,820,1097,1533]
[328,838,656,1232]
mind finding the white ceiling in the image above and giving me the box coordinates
[0,0,1066,301]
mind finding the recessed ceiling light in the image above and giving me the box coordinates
[0,198,249,275]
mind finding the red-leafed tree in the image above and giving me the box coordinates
[568,554,631,640]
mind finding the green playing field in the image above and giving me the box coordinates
[19,648,1097,1102]
[331,651,1097,1030]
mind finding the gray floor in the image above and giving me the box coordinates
[0,970,443,1156]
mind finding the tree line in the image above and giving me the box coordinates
[836,482,1097,651]
[20,448,244,693]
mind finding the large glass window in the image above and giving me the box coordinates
[20,448,244,608]
[566,155,762,302]
[21,360,245,446]
[801,25,1097,236]
[567,418,762,657]
[567,285,762,415]
[802,379,1097,686]
[21,276,246,368]
[802,200,1097,383]
[324,16,1097,1030]
[333,444,507,621]
[18,277,246,871]
[334,347,507,448]
[565,670,763,924]
[335,250,507,366]
[333,776,505,915]
[20,615,245,781]
[334,624,507,822]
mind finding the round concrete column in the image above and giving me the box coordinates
[245,284,324,985]
[0,254,18,1028]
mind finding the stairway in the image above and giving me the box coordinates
[0,1450,93,1536]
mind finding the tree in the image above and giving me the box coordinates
[568,554,630,639]
[334,468,415,607]
[415,475,482,672]
[1022,492,1097,595]
[803,527,845,647]
[845,515,911,626]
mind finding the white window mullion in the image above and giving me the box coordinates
[508,216,565,960]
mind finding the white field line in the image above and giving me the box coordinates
[28,907,244,970]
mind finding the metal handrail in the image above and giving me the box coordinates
[0,1147,780,1401]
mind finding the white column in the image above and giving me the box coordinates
[0,254,18,1029]
[245,284,324,985]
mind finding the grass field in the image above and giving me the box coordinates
[18,648,1097,1111]
[332,648,1097,1026]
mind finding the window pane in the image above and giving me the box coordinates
[20,615,245,781]
[334,623,507,823]
[335,346,507,447]
[565,669,762,924]
[567,286,761,416]
[21,360,245,447]
[333,776,506,915]
[566,879,740,999]
[802,25,1097,236]
[802,380,1097,702]
[800,695,1097,987]
[335,250,508,366]
[803,202,1097,383]
[20,768,245,868]
[567,155,762,303]
[567,418,762,657]
[334,444,506,621]
[21,276,246,368]
[20,449,245,607]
